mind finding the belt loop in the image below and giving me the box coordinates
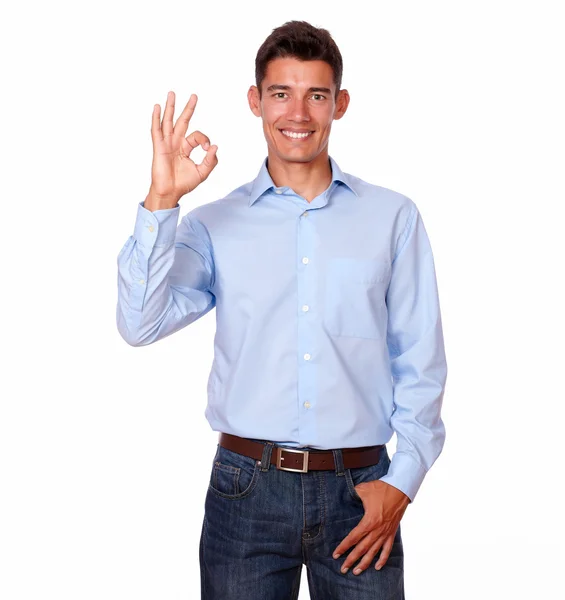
[259,441,274,472]
[333,449,345,476]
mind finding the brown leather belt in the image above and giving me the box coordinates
[219,432,384,473]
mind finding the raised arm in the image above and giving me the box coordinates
[116,91,219,346]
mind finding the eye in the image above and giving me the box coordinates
[273,92,326,100]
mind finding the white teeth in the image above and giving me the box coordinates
[281,130,312,139]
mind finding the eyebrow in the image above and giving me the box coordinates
[265,84,332,94]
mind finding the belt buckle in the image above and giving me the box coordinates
[276,447,309,473]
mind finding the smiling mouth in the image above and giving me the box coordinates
[278,129,314,140]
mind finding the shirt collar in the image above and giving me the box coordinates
[248,155,359,207]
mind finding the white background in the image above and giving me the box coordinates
[1,1,564,598]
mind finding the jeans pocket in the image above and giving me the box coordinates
[324,257,390,340]
[207,445,261,500]
[344,446,391,503]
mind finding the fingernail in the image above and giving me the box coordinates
[341,567,348,574]
[333,553,340,559]
[354,568,362,575]
[203,142,210,150]
[376,565,382,570]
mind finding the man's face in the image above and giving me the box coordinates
[248,57,349,164]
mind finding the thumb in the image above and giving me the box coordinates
[195,145,218,181]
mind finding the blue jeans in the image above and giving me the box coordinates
[199,439,404,599]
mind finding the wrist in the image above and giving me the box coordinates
[144,189,180,212]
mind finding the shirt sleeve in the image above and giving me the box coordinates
[378,202,448,503]
[116,200,216,346]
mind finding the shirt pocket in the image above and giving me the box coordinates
[324,257,389,340]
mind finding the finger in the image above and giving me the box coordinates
[374,534,395,571]
[151,104,163,144]
[339,533,378,574]
[333,517,374,559]
[174,94,198,139]
[179,136,215,160]
[195,145,219,182]
[183,130,211,158]
[352,536,386,575]
[162,91,175,137]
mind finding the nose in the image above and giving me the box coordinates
[287,97,311,122]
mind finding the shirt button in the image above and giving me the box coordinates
[148,225,154,232]
[304,402,311,409]
[302,211,309,217]
[302,305,309,312]
[302,257,309,264]
[275,189,283,194]
[304,353,311,360]
[139,279,145,284]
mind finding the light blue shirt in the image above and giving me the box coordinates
[116,155,447,502]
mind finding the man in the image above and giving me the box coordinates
[116,19,447,600]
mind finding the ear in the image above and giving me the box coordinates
[333,89,350,121]
[248,85,262,117]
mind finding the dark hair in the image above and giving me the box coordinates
[255,20,343,101]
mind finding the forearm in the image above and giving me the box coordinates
[116,201,215,346]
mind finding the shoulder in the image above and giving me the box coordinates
[180,181,252,227]
[345,169,418,217]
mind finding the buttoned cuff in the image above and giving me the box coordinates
[133,200,180,248]
[378,451,428,503]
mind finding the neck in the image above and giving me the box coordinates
[266,150,332,203]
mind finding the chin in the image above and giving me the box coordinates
[270,145,319,163]
[279,153,317,164]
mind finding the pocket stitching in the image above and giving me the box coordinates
[330,258,389,283]
[344,468,363,503]
[325,258,389,340]
[212,462,240,496]
[208,460,261,500]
